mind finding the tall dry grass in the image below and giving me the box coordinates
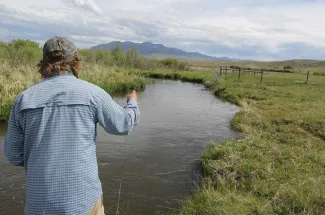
[0,61,145,121]
[0,39,151,121]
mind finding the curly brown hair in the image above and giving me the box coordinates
[38,51,81,78]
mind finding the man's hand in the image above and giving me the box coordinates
[127,90,138,102]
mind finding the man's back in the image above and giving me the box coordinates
[4,72,139,214]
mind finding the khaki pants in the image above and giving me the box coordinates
[88,196,105,215]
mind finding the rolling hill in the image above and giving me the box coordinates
[90,41,234,61]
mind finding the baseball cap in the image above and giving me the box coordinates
[43,37,78,61]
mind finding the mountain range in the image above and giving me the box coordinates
[90,41,234,61]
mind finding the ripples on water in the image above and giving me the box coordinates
[0,79,238,215]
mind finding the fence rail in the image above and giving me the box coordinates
[217,66,314,85]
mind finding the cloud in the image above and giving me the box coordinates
[1,0,325,60]
[115,19,165,39]
[64,0,102,15]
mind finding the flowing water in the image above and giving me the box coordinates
[0,79,238,215]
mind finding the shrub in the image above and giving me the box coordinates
[158,58,189,70]
[284,66,293,70]
[0,39,42,66]
[177,61,190,70]
[159,58,178,68]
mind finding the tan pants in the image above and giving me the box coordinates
[88,196,105,215]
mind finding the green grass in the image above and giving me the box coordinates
[229,71,325,86]
[187,59,325,72]
[2,40,325,213]
[139,70,325,215]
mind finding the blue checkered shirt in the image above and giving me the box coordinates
[3,72,140,215]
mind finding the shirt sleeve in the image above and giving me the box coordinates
[95,89,140,136]
[4,100,24,166]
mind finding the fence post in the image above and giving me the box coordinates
[220,67,222,76]
[306,71,310,84]
[260,70,264,83]
[254,71,256,77]
[238,68,241,80]
[232,69,235,76]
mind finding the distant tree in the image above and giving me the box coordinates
[126,48,141,68]
[79,49,96,64]
[95,49,106,64]
[5,39,42,65]
[111,45,126,66]
[9,39,40,50]
[160,58,178,68]
[284,66,293,70]
[0,41,9,59]
[177,61,189,70]
[230,66,240,69]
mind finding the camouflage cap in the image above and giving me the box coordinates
[43,37,78,60]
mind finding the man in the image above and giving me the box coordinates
[4,37,140,215]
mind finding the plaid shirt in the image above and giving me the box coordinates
[4,72,139,214]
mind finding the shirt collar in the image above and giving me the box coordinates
[45,71,75,79]
[41,71,76,83]
[50,71,74,77]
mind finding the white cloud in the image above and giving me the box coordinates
[65,0,102,15]
[1,0,325,60]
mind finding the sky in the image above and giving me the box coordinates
[0,0,325,61]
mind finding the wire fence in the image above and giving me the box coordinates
[217,66,325,86]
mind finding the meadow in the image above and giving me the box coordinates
[1,39,325,214]
[142,70,325,214]
[187,58,325,75]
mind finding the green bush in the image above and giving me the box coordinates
[284,65,293,70]
[158,58,189,70]
[111,46,126,66]
[313,72,325,76]
[177,61,189,70]
[0,39,42,66]
[159,58,178,68]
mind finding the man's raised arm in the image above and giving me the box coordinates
[95,89,139,135]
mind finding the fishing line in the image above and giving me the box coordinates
[115,74,143,214]
[115,135,127,215]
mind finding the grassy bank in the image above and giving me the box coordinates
[141,70,325,214]
[138,70,210,84]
